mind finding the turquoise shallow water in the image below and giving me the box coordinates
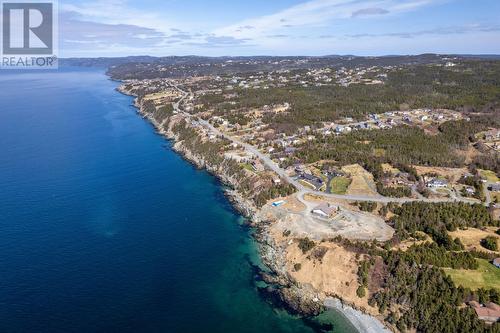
[0,67,357,333]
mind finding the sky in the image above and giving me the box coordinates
[57,0,500,57]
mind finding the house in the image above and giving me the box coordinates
[427,178,448,188]
[484,129,500,141]
[469,301,500,323]
[493,258,500,268]
[251,160,265,172]
[465,187,476,195]
[335,125,345,133]
[312,203,339,218]
[357,122,370,130]
[489,183,500,192]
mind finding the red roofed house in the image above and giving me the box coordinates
[493,258,500,269]
[469,301,500,323]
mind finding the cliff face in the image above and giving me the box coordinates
[118,85,325,317]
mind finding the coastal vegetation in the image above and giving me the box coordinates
[356,260,370,298]
[170,119,295,208]
[403,243,478,269]
[333,232,500,332]
[298,238,316,254]
[371,250,500,333]
[357,201,377,212]
[389,202,496,247]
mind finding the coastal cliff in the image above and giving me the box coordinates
[118,85,326,318]
[117,84,397,333]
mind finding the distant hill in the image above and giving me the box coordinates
[60,54,500,80]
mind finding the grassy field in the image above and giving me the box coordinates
[480,169,500,183]
[329,177,352,194]
[341,164,378,196]
[449,227,500,253]
[241,163,254,172]
[444,259,500,290]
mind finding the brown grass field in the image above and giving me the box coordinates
[341,164,378,197]
[448,227,500,254]
[413,165,468,183]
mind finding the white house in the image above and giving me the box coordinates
[312,203,339,218]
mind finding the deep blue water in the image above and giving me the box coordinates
[0,68,357,333]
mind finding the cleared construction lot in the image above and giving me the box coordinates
[260,194,394,242]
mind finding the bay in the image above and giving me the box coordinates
[0,68,357,333]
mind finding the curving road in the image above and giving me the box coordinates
[170,83,482,205]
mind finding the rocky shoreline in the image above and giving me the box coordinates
[117,84,390,333]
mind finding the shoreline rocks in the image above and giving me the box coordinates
[118,84,390,332]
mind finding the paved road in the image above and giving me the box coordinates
[170,83,482,205]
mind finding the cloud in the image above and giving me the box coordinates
[266,34,289,38]
[214,0,441,39]
[351,8,390,18]
[57,0,499,57]
[345,24,500,39]
[183,35,253,48]
[60,11,166,49]
[61,0,180,37]
[168,33,194,40]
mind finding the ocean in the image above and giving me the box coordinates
[0,67,357,333]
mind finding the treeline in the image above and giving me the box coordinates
[403,243,478,269]
[140,99,174,125]
[296,126,466,168]
[357,201,377,212]
[335,201,499,332]
[253,183,296,207]
[371,250,500,333]
[376,182,412,198]
[473,154,500,176]
[387,61,500,113]
[389,202,496,248]
[357,259,371,298]
[208,61,500,126]
[439,115,500,148]
[333,233,500,332]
